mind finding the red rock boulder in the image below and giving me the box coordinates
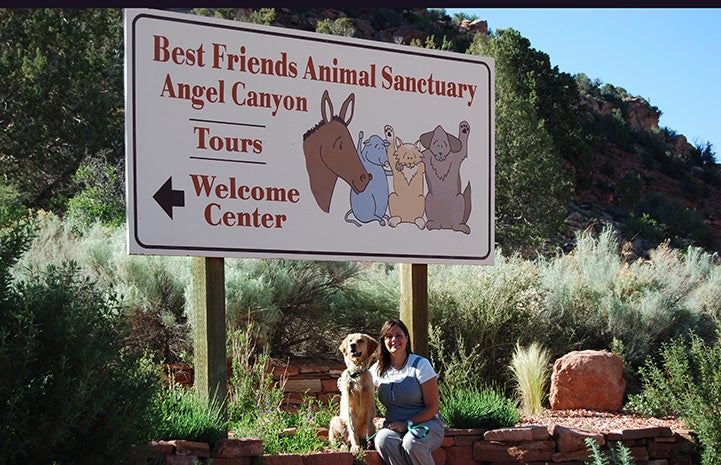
[549,349,626,412]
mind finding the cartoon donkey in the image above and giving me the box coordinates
[344,131,392,226]
[302,90,371,213]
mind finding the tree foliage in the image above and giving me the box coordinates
[191,8,276,25]
[0,9,124,210]
[473,29,589,167]
[66,150,125,228]
[470,29,575,253]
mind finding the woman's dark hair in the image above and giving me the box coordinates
[376,319,412,377]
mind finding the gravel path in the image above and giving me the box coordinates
[516,409,690,433]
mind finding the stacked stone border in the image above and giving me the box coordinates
[141,424,697,465]
[160,361,698,464]
[163,358,346,406]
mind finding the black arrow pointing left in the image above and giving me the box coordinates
[153,177,185,219]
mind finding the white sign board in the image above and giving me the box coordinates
[125,9,495,264]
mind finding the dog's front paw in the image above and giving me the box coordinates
[350,445,361,454]
[459,120,470,136]
[384,125,394,140]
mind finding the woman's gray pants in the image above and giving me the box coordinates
[374,417,444,465]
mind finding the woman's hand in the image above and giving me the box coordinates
[387,421,407,433]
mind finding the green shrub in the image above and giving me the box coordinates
[0,219,161,464]
[428,252,544,388]
[247,396,333,455]
[509,342,550,416]
[0,183,28,226]
[226,324,287,423]
[243,7,275,25]
[615,170,644,206]
[430,327,485,394]
[584,437,636,465]
[330,262,400,336]
[231,388,332,455]
[426,228,718,392]
[65,151,125,228]
[626,192,718,250]
[536,228,712,388]
[316,17,356,37]
[192,8,275,25]
[439,384,520,429]
[227,325,336,454]
[626,330,720,464]
[150,384,226,444]
[223,258,363,357]
[11,213,721,406]
[12,214,193,363]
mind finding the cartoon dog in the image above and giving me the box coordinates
[329,333,379,453]
[384,124,426,229]
[420,121,472,233]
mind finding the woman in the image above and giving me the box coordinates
[371,319,444,465]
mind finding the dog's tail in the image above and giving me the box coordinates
[462,182,472,223]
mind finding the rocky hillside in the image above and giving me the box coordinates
[267,8,721,255]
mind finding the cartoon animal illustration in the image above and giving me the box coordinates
[344,131,392,226]
[303,90,371,213]
[420,121,472,234]
[384,124,426,229]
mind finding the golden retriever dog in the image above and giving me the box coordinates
[329,333,379,453]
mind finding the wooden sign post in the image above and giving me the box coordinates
[399,263,429,358]
[192,256,228,431]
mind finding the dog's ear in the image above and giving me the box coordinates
[339,335,349,355]
[447,131,462,153]
[419,127,436,149]
[365,335,379,358]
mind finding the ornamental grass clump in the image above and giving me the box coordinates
[509,341,551,417]
[439,384,520,429]
[150,384,227,444]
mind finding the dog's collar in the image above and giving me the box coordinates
[346,368,367,379]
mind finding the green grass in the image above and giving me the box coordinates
[150,384,226,444]
[231,395,334,455]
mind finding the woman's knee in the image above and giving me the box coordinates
[402,435,428,455]
[375,429,399,451]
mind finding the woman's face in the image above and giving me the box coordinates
[383,325,408,357]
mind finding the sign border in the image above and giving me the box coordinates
[126,10,494,263]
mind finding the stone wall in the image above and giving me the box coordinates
[160,361,699,464]
[163,358,347,406]
[143,425,698,465]
[270,359,346,406]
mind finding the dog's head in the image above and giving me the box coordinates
[420,125,462,162]
[393,139,424,170]
[339,333,379,370]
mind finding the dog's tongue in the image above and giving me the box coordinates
[352,351,362,357]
